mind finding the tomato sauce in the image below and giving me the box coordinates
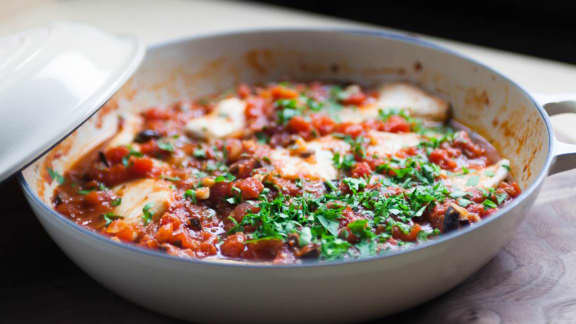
[53,82,521,264]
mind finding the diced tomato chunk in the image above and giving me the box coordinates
[237,84,251,99]
[453,131,485,158]
[270,86,299,99]
[231,159,258,178]
[197,242,218,257]
[243,238,284,260]
[339,206,361,226]
[337,122,364,138]
[83,191,106,206]
[429,149,458,170]
[341,91,366,106]
[156,223,174,243]
[221,233,246,258]
[498,181,521,198]
[244,97,269,130]
[383,115,411,133]
[130,157,155,178]
[225,139,243,162]
[245,97,266,119]
[392,224,421,242]
[311,114,336,136]
[106,220,138,242]
[228,202,259,224]
[139,141,160,156]
[105,146,130,165]
[100,164,129,186]
[350,162,372,178]
[210,182,233,201]
[287,116,312,134]
[233,177,264,200]
[143,108,171,120]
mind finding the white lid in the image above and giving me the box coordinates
[0,22,144,182]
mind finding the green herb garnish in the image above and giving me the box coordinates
[157,141,174,152]
[142,203,154,225]
[48,168,64,184]
[111,198,122,207]
[102,213,123,226]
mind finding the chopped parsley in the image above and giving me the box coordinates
[48,168,64,185]
[332,152,356,170]
[121,147,144,167]
[162,175,181,182]
[142,203,154,225]
[214,173,236,183]
[102,213,123,226]
[184,189,197,204]
[193,148,207,159]
[111,198,122,207]
[482,199,497,209]
[157,141,174,152]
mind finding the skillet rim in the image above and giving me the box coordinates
[19,27,555,269]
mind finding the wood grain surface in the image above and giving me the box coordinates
[2,169,576,324]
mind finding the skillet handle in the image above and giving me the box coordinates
[535,94,576,175]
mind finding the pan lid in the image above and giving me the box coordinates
[0,21,144,182]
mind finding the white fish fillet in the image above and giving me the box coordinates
[337,82,449,123]
[376,82,449,121]
[444,159,510,191]
[112,179,174,224]
[366,131,422,157]
[269,136,349,181]
[186,97,247,138]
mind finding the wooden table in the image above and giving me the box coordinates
[2,1,576,323]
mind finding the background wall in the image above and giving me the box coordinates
[250,0,576,64]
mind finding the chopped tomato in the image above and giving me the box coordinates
[429,149,458,170]
[143,108,171,121]
[106,220,138,242]
[221,233,246,258]
[337,122,364,137]
[130,157,155,178]
[243,238,284,260]
[105,146,130,165]
[233,177,264,200]
[210,182,233,201]
[350,162,372,178]
[392,224,421,242]
[287,115,312,136]
[310,114,336,136]
[237,84,251,98]
[83,191,107,207]
[383,115,411,133]
[270,85,299,99]
[341,91,366,106]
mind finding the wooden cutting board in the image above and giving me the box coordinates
[2,116,575,323]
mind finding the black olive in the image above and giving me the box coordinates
[286,233,299,248]
[299,245,320,259]
[443,206,460,233]
[98,151,109,168]
[299,150,315,158]
[187,218,202,231]
[53,194,63,206]
[134,129,161,143]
